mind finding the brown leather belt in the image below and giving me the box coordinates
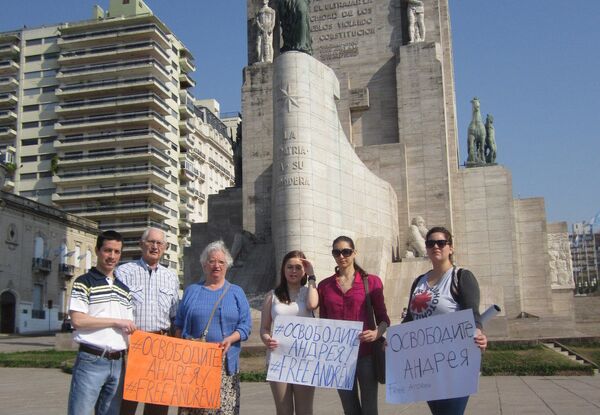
[79,343,126,360]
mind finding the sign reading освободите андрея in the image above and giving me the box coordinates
[267,315,362,390]
[386,309,481,404]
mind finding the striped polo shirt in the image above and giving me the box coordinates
[69,267,133,351]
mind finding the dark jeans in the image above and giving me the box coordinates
[337,355,378,415]
[427,396,470,415]
[120,400,169,415]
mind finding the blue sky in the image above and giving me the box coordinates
[2,1,599,226]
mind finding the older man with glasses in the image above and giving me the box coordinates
[116,227,180,415]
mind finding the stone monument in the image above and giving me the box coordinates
[186,0,578,339]
[406,216,428,257]
[408,0,426,43]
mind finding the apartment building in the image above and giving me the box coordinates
[569,222,599,295]
[0,0,235,273]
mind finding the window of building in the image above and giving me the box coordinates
[26,38,43,46]
[85,250,92,271]
[41,85,57,93]
[22,121,39,129]
[37,189,53,195]
[32,284,44,319]
[40,119,56,127]
[23,105,39,112]
[22,138,38,146]
[40,153,55,160]
[24,71,42,80]
[44,36,59,44]
[73,246,81,267]
[34,236,45,259]
[43,52,59,60]
[25,54,42,62]
[40,136,57,144]
[24,88,40,96]
[20,173,37,180]
[21,155,37,162]
[39,171,53,178]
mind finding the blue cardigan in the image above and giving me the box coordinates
[174,281,251,375]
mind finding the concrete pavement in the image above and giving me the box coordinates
[1,367,600,414]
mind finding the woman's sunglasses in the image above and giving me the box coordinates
[425,239,450,249]
[331,248,354,258]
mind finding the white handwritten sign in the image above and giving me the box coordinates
[266,316,362,390]
[386,309,481,404]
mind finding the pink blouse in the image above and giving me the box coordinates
[318,271,390,357]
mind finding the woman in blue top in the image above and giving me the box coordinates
[175,240,252,415]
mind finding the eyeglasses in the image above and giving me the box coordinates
[331,248,354,258]
[425,239,450,249]
[144,240,165,247]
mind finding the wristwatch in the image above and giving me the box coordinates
[307,275,316,282]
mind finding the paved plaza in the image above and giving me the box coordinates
[1,334,600,414]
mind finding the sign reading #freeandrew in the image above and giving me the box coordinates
[386,309,481,404]
[267,316,362,390]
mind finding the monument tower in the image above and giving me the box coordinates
[186,0,576,337]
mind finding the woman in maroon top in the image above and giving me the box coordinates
[317,236,390,415]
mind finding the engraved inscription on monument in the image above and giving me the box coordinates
[277,130,311,188]
[310,0,377,61]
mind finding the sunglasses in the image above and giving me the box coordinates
[425,239,450,249]
[331,248,354,258]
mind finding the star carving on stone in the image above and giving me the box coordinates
[280,83,299,113]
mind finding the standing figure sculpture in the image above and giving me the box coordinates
[256,0,276,63]
[467,97,486,165]
[484,114,497,164]
[407,0,426,43]
[277,0,312,55]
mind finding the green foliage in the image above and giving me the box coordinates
[481,345,594,376]
[4,162,16,175]
[239,371,267,382]
[0,350,76,369]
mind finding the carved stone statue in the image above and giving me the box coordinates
[484,114,497,164]
[256,0,276,63]
[467,97,486,165]
[277,0,312,55]
[407,0,425,43]
[406,216,428,257]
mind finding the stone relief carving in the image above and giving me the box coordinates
[405,216,428,257]
[548,233,575,288]
[407,0,425,43]
[256,0,276,63]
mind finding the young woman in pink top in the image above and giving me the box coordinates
[317,236,390,415]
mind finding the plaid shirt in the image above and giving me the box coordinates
[116,259,179,332]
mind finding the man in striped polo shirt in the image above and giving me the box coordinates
[117,227,180,415]
[67,230,136,415]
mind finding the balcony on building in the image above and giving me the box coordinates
[59,145,171,168]
[59,263,76,279]
[0,93,17,107]
[0,76,18,93]
[57,57,170,84]
[32,257,52,274]
[59,22,170,50]
[179,72,195,89]
[54,110,170,134]
[0,43,20,58]
[0,59,19,76]
[56,76,170,99]
[179,183,195,199]
[0,126,16,140]
[179,213,191,231]
[56,93,170,117]
[53,164,170,186]
[63,200,171,220]
[0,109,17,123]
[180,160,199,181]
[179,92,196,119]
[54,128,170,151]
[53,182,171,204]
[98,219,170,236]
[58,40,170,67]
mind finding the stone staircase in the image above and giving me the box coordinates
[541,341,599,374]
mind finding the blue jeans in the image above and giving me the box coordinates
[427,396,470,415]
[68,350,125,415]
[337,355,379,415]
